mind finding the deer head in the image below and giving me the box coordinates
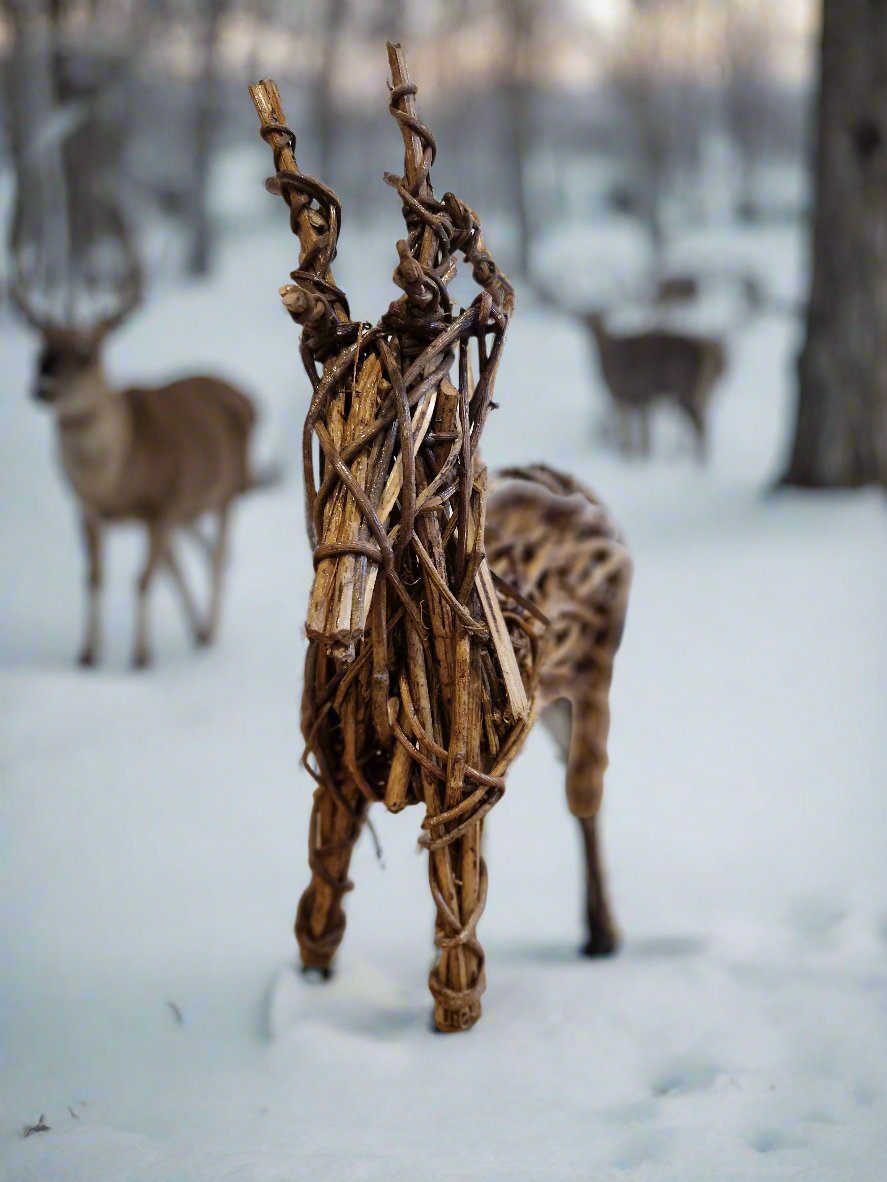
[12,233,142,410]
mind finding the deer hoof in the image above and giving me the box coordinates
[131,650,152,671]
[301,964,334,983]
[77,649,97,669]
[582,926,620,959]
[195,627,213,648]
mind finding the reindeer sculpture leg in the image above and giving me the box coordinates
[427,822,487,1033]
[78,512,103,667]
[294,643,370,973]
[295,778,367,974]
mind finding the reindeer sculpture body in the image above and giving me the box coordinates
[587,311,727,459]
[252,48,631,1032]
[17,273,258,667]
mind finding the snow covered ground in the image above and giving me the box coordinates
[2,197,886,1181]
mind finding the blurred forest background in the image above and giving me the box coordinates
[2,5,886,1179]
[1,0,815,287]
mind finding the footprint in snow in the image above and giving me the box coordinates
[612,1128,668,1172]
[787,897,847,949]
[650,1055,719,1097]
[747,1126,807,1154]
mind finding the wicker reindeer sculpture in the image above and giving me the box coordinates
[251,46,632,1033]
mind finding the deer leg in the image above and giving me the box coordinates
[565,662,614,818]
[616,404,633,455]
[680,393,708,461]
[639,406,652,456]
[132,521,168,669]
[692,404,708,462]
[78,513,103,667]
[541,696,619,956]
[567,686,619,956]
[578,813,619,957]
[199,504,230,646]
[295,778,367,975]
[184,520,214,561]
[162,538,203,644]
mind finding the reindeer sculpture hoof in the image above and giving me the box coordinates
[295,889,347,978]
[433,996,483,1035]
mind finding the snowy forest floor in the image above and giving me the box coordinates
[1,202,886,1181]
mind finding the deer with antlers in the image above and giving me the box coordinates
[14,247,261,668]
[251,45,632,1033]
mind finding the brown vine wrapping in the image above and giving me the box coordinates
[250,45,543,1032]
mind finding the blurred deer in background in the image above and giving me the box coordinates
[14,246,261,668]
[585,311,727,459]
[531,280,728,461]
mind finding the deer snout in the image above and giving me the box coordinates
[32,377,59,404]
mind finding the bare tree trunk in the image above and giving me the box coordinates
[49,0,104,292]
[782,0,887,488]
[316,0,347,186]
[2,0,30,257]
[502,0,533,278]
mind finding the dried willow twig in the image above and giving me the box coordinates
[23,1115,50,1138]
[251,45,540,1033]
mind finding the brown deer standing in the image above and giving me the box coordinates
[586,311,727,459]
[252,49,632,1033]
[15,257,260,668]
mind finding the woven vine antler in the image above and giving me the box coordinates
[251,45,540,1032]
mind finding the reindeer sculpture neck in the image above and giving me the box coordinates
[252,50,544,1031]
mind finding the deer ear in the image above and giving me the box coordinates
[88,321,109,348]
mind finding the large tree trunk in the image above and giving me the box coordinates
[782,0,887,488]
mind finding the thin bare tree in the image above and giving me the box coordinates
[608,0,706,265]
[723,0,776,218]
[189,0,229,275]
[315,0,348,187]
[499,0,534,278]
